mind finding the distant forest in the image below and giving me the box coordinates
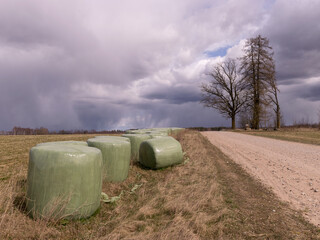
[0,126,124,135]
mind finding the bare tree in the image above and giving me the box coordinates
[200,58,247,129]
[240,35,277,129]
[267,77,281,129]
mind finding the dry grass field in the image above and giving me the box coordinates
[0,131,319,239]
[243,128,320,146]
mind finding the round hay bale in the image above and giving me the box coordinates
[26,145,102,220]
[151,128,171,134]
[149,134,166,139]
[124,129,136,134]
[87,138,131,182]
[37,141,88,147]
[125,129,153,134]
[122,134,152,162]
[139,136,183,169]
[170,128,185,135]
[94,136,130,142]
[147,131,168,138]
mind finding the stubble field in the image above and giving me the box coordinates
[0,131,319,239]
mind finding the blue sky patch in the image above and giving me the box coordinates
[204,46,230,58]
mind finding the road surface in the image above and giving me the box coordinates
[202,131,320,226]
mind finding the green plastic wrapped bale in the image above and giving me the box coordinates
[122,134,152,162]
[151,128,172,134]
[37,141,88,147]
[124,129,138,134]
[125,129,143,134]
[152,128,171,134]
[147,131,168,138]
[94,136,130,142]
[26,145,102,220]
[139,136,183,169]
[87,138,131,182]
[170,128,185,135]
[125,128,171,135]
[125,129,153,134]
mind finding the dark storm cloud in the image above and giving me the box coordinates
[292,83,320,102]
[263,0,320,82]
[301,88,320,102]
[141,86,201,104]
[73,101,123,130]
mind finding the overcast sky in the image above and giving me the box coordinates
[1,0,319,131]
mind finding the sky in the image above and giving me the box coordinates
[0,0,320,131]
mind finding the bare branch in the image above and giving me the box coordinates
[240,35,280,129]
[200,58,247,129]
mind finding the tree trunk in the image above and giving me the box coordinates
[276,106,280,129]
[253,98,260,129]
[231,116,236,130]
[255,80,260,129]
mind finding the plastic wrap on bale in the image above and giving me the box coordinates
[124,129,153,134]
[87,138,131,182]
[122,134,152,162]
[151,128,172,135]
[170,128,185,135]
[147,131,168,138]
[94,136,130,142]
[139,136,183,169]
[37,141,88,147]
[26,145,102,220]
[125,128,171,135]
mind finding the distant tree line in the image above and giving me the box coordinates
[12,126,49,135]
[0,127,124,135]
[201,35,280,130]
[51,129,125,135]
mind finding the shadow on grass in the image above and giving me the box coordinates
[13,193,28,214]
[12,178,28,215]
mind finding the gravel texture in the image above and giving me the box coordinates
[202,131,320,226]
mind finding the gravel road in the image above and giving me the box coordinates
[202,131,320,226]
